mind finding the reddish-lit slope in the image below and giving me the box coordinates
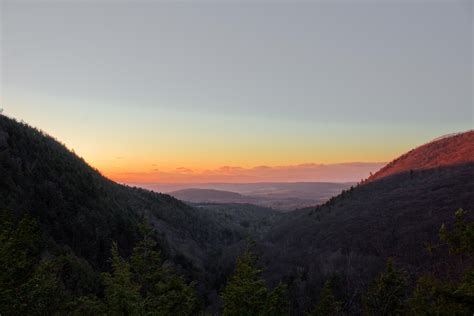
[368,130,474,182]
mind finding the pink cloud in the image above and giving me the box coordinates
[107,162,386,184]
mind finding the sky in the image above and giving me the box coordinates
[0,0,473,183]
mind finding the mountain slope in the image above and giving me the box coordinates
[0,115,245,277]
[368,130,474,181]
[262,132,474,313]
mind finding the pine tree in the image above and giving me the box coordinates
[408,209,474,315]
[131,218,197,315]
[64,295,108,316]
[407,275,470,315]
[0,211,42,312]
[363,258,408,316]
[0,210,63,315]
[102,242,143,315]
[149,274,197,316]
[265,282,289,316]
[309,279,342,316]
[131,218,163,291]
[18,260,64,315]
[439,208,474,255]
[221,241,288,316]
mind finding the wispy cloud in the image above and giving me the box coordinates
[106,162,386,184]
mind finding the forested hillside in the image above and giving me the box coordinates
[0,115,261,312]
[368,131,474,182]
[0,115,472,315]
[262,133,474,313]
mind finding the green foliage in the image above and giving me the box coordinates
[0,211,198,315]
[0,210,64,315]
[265,282,289,316]
[363,258,408,316]
[131,219,164,289]
[308,280,342,316]
[0,210,38,311]
[408,209,474,315]
[146,274,197,316]
[221,241,288,316]
[54,253,102,297]
[64,295,108,316]
[102,242,143,315]
[17,260,64,315]
[0,211,41,286]
[439,208,474,255]
[131,218,197,315]
[408,275,470,315]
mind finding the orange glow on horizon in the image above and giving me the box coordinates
[97,162,387,184]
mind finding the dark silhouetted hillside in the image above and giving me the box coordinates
[1,114,473,314]
[0,115,255,303]
[262,133,474,313]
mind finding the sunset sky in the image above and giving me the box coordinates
[1,1,472,183]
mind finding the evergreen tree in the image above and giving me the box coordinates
[17,260,64,315]
[131,218,197,315]
[64,295,108,316]
[439,208,474,255]
[0,210,63,315]
[363,258,408,316]
[309,279,342,316]
[131,219,164,292]
[0,211,41,292]
[408,275,470,316]
[265,282,289,316]
[102,242,143,315]
[408,209,474,315]
[221,241,288,316]
[148,274,197,316]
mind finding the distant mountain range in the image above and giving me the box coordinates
[168,183,354,211]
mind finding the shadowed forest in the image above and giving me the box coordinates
[0,116,473,315]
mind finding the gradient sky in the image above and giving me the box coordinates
[1,0,473,183]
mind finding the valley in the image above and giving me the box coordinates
[0,115,473,315]
[164,182,354,211]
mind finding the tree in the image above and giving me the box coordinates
[309,279,342,316]
[221,241,288,316]
[0,211,42,312]
[363,258,408,316]
[0,210,63,315]
[408,209,474,315]
[148,274,197,316]
[408,275,470,316]
[131,218,197,315]
[64,295,107,316]
[439,208,473,255]
[102,242,143,315]
[265,282,289,316]
[131,218,164,291]
[17,260,64,315]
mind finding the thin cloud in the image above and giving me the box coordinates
[107,162,386,184]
